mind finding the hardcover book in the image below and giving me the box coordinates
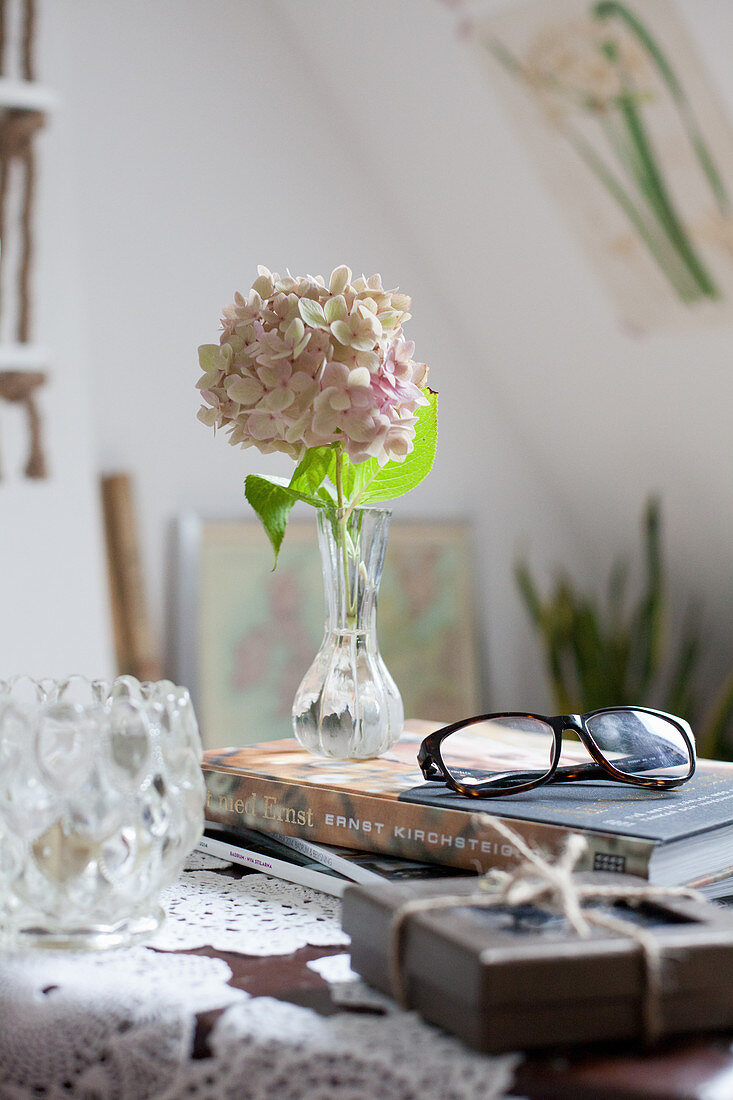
[202,727,733,892]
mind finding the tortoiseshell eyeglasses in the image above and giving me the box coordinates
[418,707,696,798]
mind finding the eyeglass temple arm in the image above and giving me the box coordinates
[540,746,690,784]
[419,758,608,786]
[476,761,609,787]
[550,760,607,782]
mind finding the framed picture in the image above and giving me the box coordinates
[174,516,481,750]
[468,0,733,331]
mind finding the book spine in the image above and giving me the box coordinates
[195,833,346,898]
[202,766,656,878]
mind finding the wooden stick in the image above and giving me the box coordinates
[22,0,35,81]
[101,473,163,682]
[0,0,6,79]
[17,143,34,342]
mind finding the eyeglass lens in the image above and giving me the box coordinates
[440,716,555,790]
[584,709,693,780]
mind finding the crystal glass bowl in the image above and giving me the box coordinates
[0,675,205,948]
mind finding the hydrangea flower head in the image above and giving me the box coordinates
[197,266,428,466]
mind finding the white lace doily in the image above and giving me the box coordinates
[188,997,518,1100]
[0,946,247,1100]
[0,852,517,1100]
[153,866,349,954]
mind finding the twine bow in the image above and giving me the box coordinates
[389,816,702,1044]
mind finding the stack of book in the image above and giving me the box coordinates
[199,726,733,901]
[197,823,469,897]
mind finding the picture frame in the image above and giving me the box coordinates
[470,0,733,331]
[174,515,481,750]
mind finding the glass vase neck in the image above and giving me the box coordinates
[318,506,391,633]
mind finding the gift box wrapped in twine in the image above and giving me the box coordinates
[343,818,733,1052]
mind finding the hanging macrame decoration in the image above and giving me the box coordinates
[0,0,49,480]
[0,368,45,476]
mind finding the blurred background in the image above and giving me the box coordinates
[1,0,732,752]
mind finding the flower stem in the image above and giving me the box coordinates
[334,446,357,624]
[345,470,380,522]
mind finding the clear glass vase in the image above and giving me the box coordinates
[292,506,404,759]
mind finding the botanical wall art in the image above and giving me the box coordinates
[466,0,733,331]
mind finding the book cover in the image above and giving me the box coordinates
[199,823,470,897]
[202,728,733,879]
[196,829,348,897]
[266,829,467,886]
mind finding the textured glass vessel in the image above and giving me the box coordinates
[0,675,205,949]
[292,507,404,759]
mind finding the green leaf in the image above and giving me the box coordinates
[630,497,664,696]
[514,561,543,627]
[290,446,333,497]
[244,475,297,567]
[607,557,629,627]
[664,613,700,722]
[699,667,733,759]
[244,472,329,567]
[358,389,438,505]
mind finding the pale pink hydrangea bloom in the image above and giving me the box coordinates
[197,266,428,466]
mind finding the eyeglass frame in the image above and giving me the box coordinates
[417,706,696,798]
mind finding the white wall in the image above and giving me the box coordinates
[0,6,114,679]
[36,0,733,713]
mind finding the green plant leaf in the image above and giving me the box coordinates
[244,476,296,567]
[514,561,543,627]
[630,497,664,697]
[515,495,733,759]
[607,558,628,625]
[244,473,329,567]
[664,612,700,723]
[290,446,333,497]
[699,667,733,759]
[357,390,438,505]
